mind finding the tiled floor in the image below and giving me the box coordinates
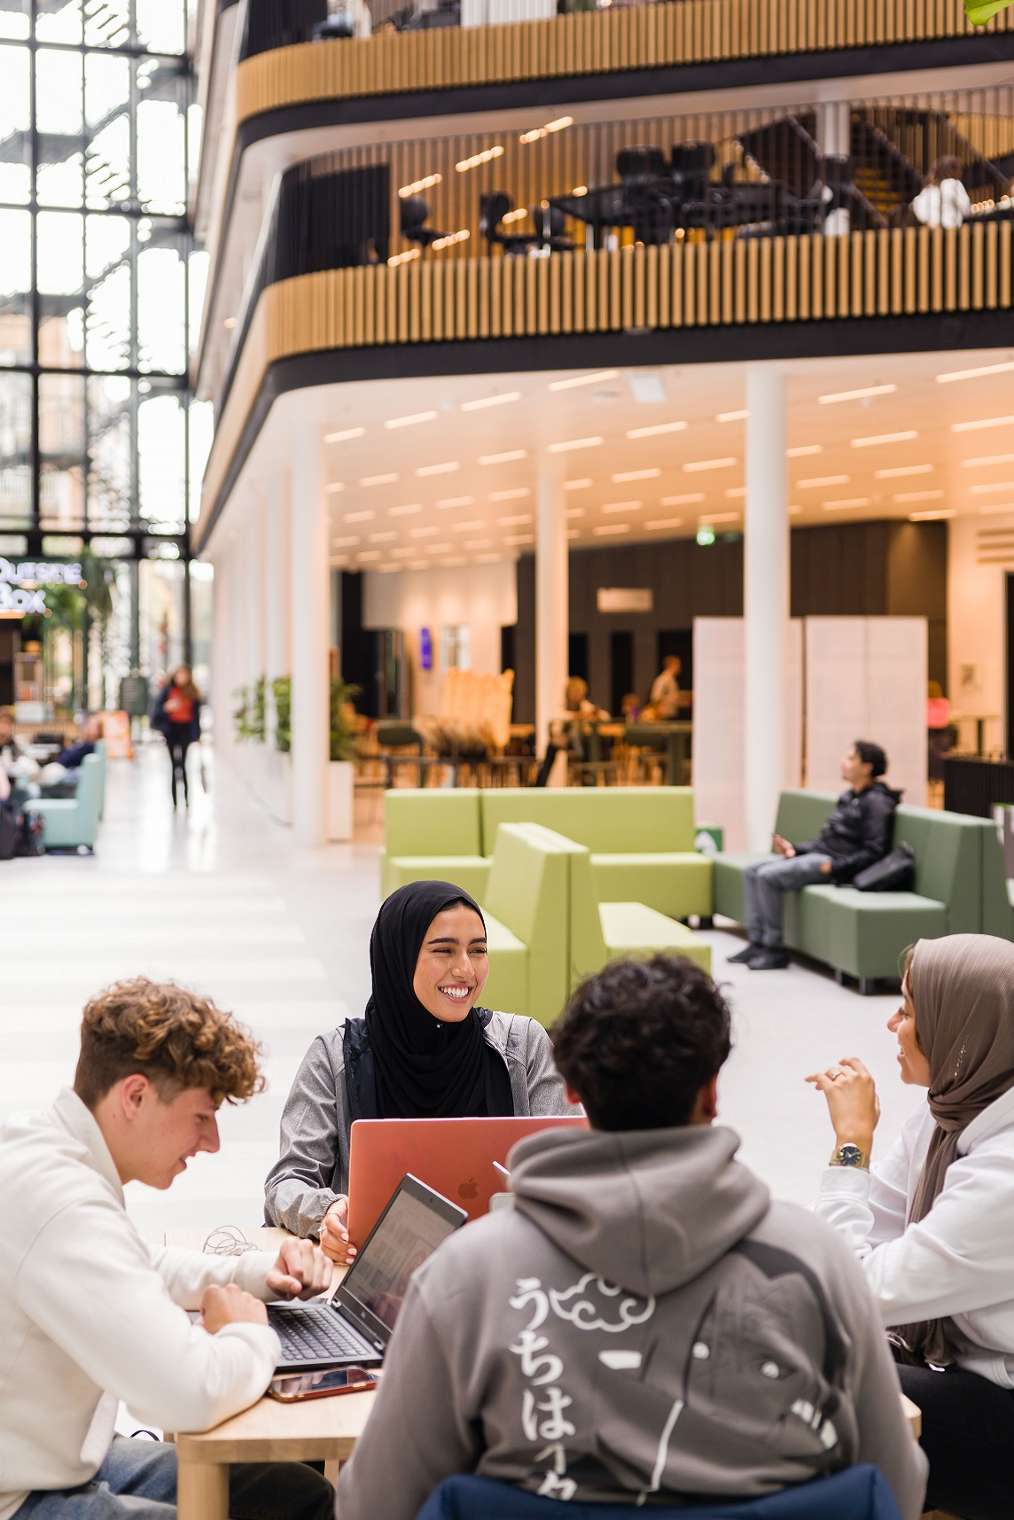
[0,744,923,1243]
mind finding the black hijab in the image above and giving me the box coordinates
[363,880,513,1119]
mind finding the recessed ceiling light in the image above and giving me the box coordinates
[385,410,438,430]
[436,496,475,509]
[645,517,683,529]
[360,473,399,486]
[461,391,521,411]
[375,565,400,574]
[463,539,493,549]
[479,450,527,465]
[909,509,955,521]
[592,524,631,536]
[410,525,438,537]
[851,432,918,448]
[612,468,661,483]
[626,420,687,439]
[475,553,503,563]
[331,536,359,548]
[970,481,1014,495]
[223,316,237,329]
[498,514,532,526]
[684,457,736,473]
[978,504,1014,515]
[823,498,870,510]
[662,493,704,505]
[789,506,803,515]
[602,500,641,513]
[725,487,746,499]
[936,359,1014,383]
[356,550,382,561]
[716,409,749,422]
[443,557,467,567]
[893,490,943,503]
[387,249,421,269]
[491,487,530,501]
[417,461,460,476]
[369,531,397,542]
[952,416,1014,433]
[799,475,849,488]
[548,436,604,454]
[787,444,822,458]
[564,478,592,490]
[455,144,504,172]
[818,384,897,404]
[392,547,415,558]
[388,503,422,516]
[344,510,375,522]
[398,172,442,198]
[326,427,365,443]
[325,482,345,494]
[504,534,534,546]
[566,507,585,519]
[875,464,933,479]
[407,560,430,570]
[702,511,739,524]
[548,370,619,392]
[427,543,452,553]
[961,453,1014,468]
[456,521,484,532]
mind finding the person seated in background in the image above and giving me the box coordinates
[809,933,1014,1520]
[335,955,926,1520]
[619,691,642,723]
[649,653,682,719]
[910,156,971,229]
[264,880,572,1266]
[0,977,334,1520]
[54,713,102,773]
[0,710,25,774]
[732,740,901,971]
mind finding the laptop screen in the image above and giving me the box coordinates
[338,1173,466,1341]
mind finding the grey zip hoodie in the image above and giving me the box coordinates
[336,1125,926,1519]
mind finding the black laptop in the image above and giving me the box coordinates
[268,1173,467,1372]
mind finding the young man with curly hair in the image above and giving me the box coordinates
[0,978,333,1520]
[336,955,926,1520]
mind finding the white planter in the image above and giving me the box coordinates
[328,759,354,841]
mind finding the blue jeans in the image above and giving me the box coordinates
[743,853,833,948]
[13,1436,333,1520]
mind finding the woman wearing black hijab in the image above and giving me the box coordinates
[264,881,571,1262]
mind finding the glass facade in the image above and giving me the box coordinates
[0,0,197,562]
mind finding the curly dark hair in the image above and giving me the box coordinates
[552,955,732,1130]
[73,977,265,1109]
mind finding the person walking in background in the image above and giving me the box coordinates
[151,666,202,809]
[649,654,682,719]
[910,157,971,229]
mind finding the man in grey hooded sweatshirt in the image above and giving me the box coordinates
[336,955,927,1519]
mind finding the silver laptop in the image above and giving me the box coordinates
[267,1173,466,1372]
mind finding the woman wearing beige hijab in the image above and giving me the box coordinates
[808,934,1014,1520]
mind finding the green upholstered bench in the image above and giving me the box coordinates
[381,789,490,901]
[25,752,102,853]
[478,822,573,1028]
[713,789,998,990]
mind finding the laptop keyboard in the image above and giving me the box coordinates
[269,1304,375,1363]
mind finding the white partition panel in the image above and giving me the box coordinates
[693,618,803,851]
[805,617,927,806]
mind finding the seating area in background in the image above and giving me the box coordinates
[23,747,106,855]
[714,790,1014,993]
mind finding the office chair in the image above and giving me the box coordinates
[480,193,574,254]
[399,195,449,250]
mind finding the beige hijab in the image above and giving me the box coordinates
[900,933,1014,1365]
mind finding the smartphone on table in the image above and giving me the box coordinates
[268,1367,380,1403]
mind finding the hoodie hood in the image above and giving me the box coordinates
[870,779,904,804]
[509,1123,770,1299]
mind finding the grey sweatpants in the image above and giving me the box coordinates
[743,853,833,948]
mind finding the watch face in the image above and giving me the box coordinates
[838,1144,864,1167]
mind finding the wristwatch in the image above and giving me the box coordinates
[830,1142,868,1169]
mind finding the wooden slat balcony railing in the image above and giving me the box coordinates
[234,0,1014,124]
[203,220,1014,520]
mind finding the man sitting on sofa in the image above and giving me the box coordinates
[731,739,901,971]
[335,955,926,1520]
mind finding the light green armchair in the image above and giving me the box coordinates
[25,752,102,853]
[479,822,572,1028]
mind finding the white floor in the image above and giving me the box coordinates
[0,745,922,1243]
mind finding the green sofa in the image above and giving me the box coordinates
[713,789,1010,990]
[382,787,712,920]
[479,822,572,1027]
[26,752,102,853]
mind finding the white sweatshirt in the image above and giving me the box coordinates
[816,1085,1014,1387]
[910,179,972,229]
[0,1089,281,1520]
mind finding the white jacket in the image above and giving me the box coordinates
[816,1086,1014,1386]
[0,1089,281,1520]
[910,179,972,229]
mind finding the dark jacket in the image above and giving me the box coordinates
[151,683,201,744]
[795,781,902,883]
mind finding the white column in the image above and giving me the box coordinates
[290,428,329,846]
[535,468,568,787]
[264,468,291,746]
[249,490,268,696]
[817,99,851,237]
[744,367,789,853]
